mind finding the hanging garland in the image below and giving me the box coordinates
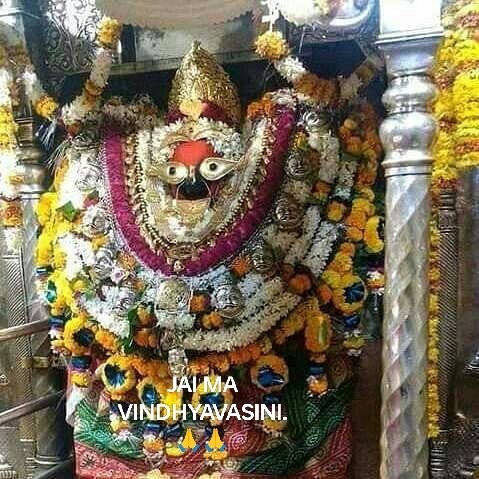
[429,0,479,438]
[61,17,122,132]
[0,16,120,248]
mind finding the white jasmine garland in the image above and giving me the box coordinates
[89,48,113,88]
[82,289,131,338]
[61,47,114,127]
[313,133,341,185]
[302,222,340,275]
[58,159,87,209]
[284,206,321,265]
[155,311,195,331]
[0,69,12,105]
[263,224,297,254]
[183,288,301,352]
[0,150,19,200]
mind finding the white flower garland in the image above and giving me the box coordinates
[61,47,114,127]
[302,221,339,275]
[183,280,301,352]
[333,154,359,200]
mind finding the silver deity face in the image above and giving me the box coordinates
[273,195,304,231]
[250,241,277,275]
[82,206,110,238]
[285,151,311,180]
[91,247,115,281]
[212,283,245,319]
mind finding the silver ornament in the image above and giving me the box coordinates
[285,152,310,180]
[155,279,191,312]
[273,195,304,231]
[91,247,115,280]
[212,283,245,319]
[82,206,110,237]
[250,241,277,275]
[76,163,101,191]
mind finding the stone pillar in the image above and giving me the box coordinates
[377,1,443,478]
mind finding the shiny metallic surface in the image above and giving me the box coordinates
[447,415,479,477]
[155,279,191,312]
[273,195,304,231]
[0,391,64,427]
[280,0,376,34]
[429,431,449,479]
[0,428,22,478]
[456,168,479,420]
[250,241,277,276]
[379,0,441,37]
[4,254,36,479]
[437,189,458,429]
[0,320,49,343]
[377,11,441,475]
[212,283,245,319]
[31,458,73,479]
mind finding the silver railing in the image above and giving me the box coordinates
[0,391,64,427]
[0,320,50,344]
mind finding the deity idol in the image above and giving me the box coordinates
[36,39,384,479]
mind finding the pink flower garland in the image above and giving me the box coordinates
[104,106,296,276]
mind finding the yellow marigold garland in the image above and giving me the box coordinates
[255,30,289,61]
[428,0,479,438]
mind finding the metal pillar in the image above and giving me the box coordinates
[377,1,443,478]
[429,188,459,478]
[1,2,70,477]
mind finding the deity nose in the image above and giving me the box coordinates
[178,176,209,199]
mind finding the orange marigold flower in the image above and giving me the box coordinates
[288,274,312,295]
[327,201,347,222]
[314,180,332,195]
[339,242,356,256]
[137,305,154,327]
[201,312,224,330]
[231,256,252,277]
[95,328,119,352]
[272,328,287,345]
[329,252,353,274]
[346,226,363,242]
[345,136,363,155]
[280,263,295,282]
[345,209,367,230]
[294,73,337,106]
[246,343,262,361]
[190,294,210,313]
[134,328,157,348]
[317,283,333,305]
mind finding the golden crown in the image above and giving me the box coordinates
[168,41,241,126]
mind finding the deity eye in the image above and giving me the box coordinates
[199,157,237,181]
[147,161,189,185]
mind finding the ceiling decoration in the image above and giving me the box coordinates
[95,0,258,29]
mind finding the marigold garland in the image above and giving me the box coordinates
[61,16,122,129]
[255,30,289,61]
[427,0,479,438]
